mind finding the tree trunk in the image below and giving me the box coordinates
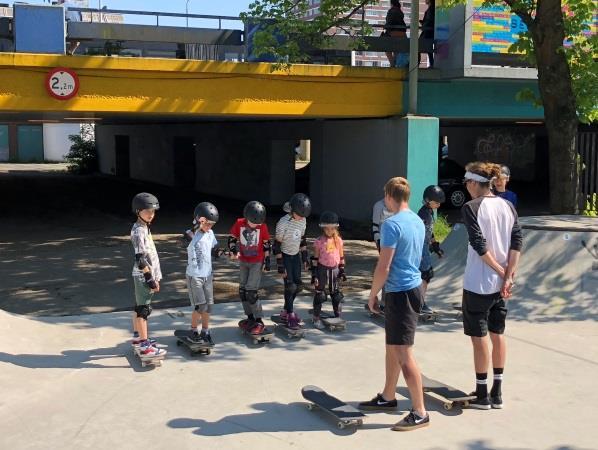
[529,0,579,214]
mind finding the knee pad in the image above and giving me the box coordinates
[314,291,327,305]
[246,290,259,305]
[135,304,152,320]
[239,287,247,302]
[284,282,297,296]
[331,291,344,305]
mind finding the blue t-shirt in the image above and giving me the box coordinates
[380,209,425,292]
[186,230,218,278]
[496,190,518,208]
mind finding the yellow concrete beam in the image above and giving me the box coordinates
[0,53,405,118]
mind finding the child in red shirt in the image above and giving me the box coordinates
[229,201,271,335]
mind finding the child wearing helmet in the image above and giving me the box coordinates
[229,201,272,336]
[185,202,222,346]
[310,210,347,329]
[493,165,518,208]
[274,193,311,329]
[130,192,166,358]
[418,185,445,314]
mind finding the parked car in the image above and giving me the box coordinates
[438,158,470,208]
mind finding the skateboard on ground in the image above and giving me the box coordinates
[364,302,385,320]
[238,320,274,344]
[174,329,213,356]
[308,309,347,331]
[421,374,476,410]
[301,385,366,429]
[270,314,305,339]
[131,343,167,368]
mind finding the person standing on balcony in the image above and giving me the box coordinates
[383,0,408,68]
[419,0,435,68]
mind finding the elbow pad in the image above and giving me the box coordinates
[135,253,149,270]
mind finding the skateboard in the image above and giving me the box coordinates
[238,320,274,344]
[421,374,476,410]
[270,315,305,339]
[308,309,347,331]
[364,302,385,320]
[301,385,366,429]
[174,329,213,356]
[131,343,167,368]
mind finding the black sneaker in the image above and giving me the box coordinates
[358,393,397,411]
[201,332,215,347]
[491,394,503,409]
[391,409,430,431]
[188,331,203,343]
[467,396,491,410]
[420,303,434,315]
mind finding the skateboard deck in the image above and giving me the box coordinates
[131,344,166,367]
[270,315,305,338]
[301,385,365,429]
[238,321,274,344]
[364,302,385,320]
[421,374,476,410]
[308,309,347,331]
[174,329,213,356]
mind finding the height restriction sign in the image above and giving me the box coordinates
[45,68,79,100]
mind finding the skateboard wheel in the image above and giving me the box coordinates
[443,403,452,411]
[141,361,146,367]
[307,403,314,411]
[206,349,211,355]
[357,420,363,426]
[337,422,345,430]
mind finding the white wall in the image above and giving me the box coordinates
[43,123,81,161]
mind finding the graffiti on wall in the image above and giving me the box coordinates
[474,129,535,180]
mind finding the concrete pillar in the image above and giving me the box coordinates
[399,116,440,211]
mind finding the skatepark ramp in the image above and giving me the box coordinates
[427,216,598,322]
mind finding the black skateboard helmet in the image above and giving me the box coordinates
[132,192,160,213]
[319,211,339,228]
[243,201,267,224]
[423,185,445,204]
[289,193,312,218]
[194,202,219,223]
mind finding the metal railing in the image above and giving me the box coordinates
[68,7,242,29]
[578,131,598,214]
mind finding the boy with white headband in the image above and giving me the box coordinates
[461,162,523,410]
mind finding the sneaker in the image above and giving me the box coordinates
[201,331,214,347]
[188,330,204,343]
[420,303,434,315]
[467,396,491,410]
[140,343,165,357]
[279,310,289,323]
[287,312,301,329]
[491,394,503,409]
[132,337,157,347]
[250,322,265,335]
[238,319,252,331]
[391,409,430,431]
[312,317,325,329]
[358,393,398,411]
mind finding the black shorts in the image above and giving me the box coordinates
[462,289,507,337]
[420,267,434,283]
[384,286,423,346]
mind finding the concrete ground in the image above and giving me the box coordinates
[1,165,597,449]
[1,295,597,450]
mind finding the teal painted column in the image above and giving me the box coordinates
[400,116,439,211]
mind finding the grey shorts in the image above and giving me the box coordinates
[133,276,154,306]
[239,261,263,291]
[187,275,214,313]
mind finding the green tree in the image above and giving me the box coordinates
[244,0,598,213]
[65,123,97,174]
